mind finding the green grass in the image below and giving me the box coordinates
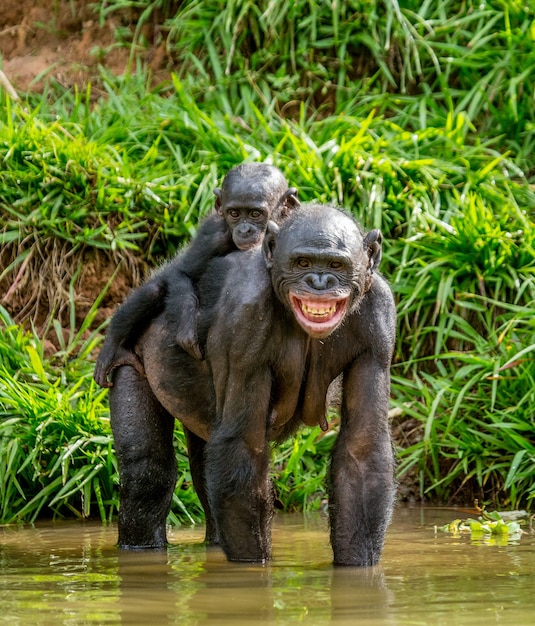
[96,0,535,170]
[0,0,534,521]
[392,300,535,506]
[0,302,115,523]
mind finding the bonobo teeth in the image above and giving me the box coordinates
[290,293,348,338]
[301,302,336,319]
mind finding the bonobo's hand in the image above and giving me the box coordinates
[94,343,146,388]
[176,326,204,361]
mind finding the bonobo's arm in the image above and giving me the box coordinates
[329,276,397,567]
[166,213,234,360]
[205,363,274,562]
[178,213,233,277]
[202,254,275,562]
[94,278,166,388]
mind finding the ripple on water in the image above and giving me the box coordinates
[1,508,534,625]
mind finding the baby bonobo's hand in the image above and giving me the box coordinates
[94,344,146,387]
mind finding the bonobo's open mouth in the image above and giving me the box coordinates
[289,292,349,338]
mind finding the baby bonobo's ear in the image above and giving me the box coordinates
[213,188,222,213]
[279,187,300,217]
[262,220,280,270]
[363,229,382,291]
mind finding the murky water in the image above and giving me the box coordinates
[1,507,534,625]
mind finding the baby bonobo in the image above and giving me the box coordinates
[94,163,299,387]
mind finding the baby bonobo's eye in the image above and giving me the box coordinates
[227,209,241,219]
[296,257,312,269]
[249,209,263,219]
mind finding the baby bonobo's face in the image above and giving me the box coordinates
[221,180,285,251]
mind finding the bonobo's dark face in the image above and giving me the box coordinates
[214,163,298,251]
[265,206,379,339]
[220,182,270,251]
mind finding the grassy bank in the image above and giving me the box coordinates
[1,0,534,524]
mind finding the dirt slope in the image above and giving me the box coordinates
[1,0,135,94]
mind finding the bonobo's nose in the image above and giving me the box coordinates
[305,273,338,290]
[236,222,254,236]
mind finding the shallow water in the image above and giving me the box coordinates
[1,507,534,625]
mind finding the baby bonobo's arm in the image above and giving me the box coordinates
[179,213,233,276]
[167,214,234,360]
[94,278,167,387]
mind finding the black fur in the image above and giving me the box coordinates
[108,203,396,566]
[94,163,299,386]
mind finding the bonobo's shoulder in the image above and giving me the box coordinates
[199,247,271,308]
[366,273,395,309]
[222,249,271,302]
[353,274,396,335]
[168,213,233,280]
[337,274,396,365]
[196,211,226,232]
[190,212,230,246]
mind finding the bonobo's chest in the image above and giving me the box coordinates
[270,329,349,435]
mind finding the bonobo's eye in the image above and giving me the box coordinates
[227,209,241,220]
[249,209,264,220]
[295,257,312,269]
[329,260,345,271]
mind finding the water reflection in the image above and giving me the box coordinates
[1,508,534,625]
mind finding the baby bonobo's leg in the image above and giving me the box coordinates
[94,279,166,387]
[94,340,146,388]
[174,291,203,361]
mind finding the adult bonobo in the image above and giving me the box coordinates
[108,203,396,567]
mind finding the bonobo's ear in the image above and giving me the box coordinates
[263,220,280,269]
[213,188,222,214]
[279,187,300,217]
[363,229,382,290]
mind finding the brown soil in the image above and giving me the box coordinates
[0,0,155,94]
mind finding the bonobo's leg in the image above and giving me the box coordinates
[183,427,218,544]
[165,215,233,362]
[204,423,273,563]
[94,279,166,387]
[109,366,177,549]
[329,359,396,566]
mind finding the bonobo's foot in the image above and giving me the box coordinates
[117,527,168,551]
[218,522,272,564]
[94,347,146,388]
[331,531,386,567]
[176,329,204,361]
